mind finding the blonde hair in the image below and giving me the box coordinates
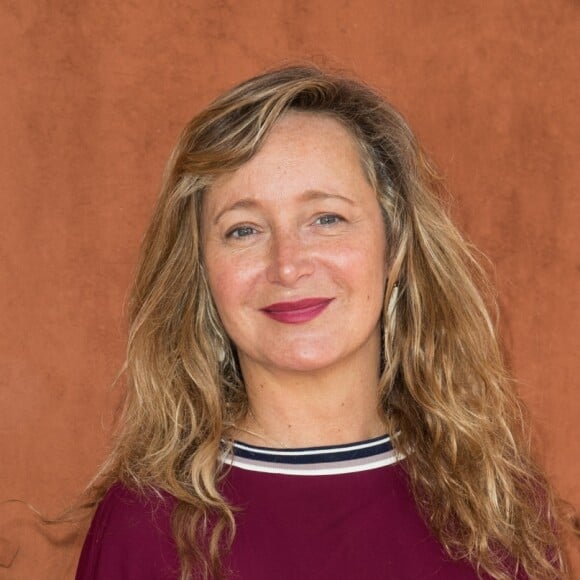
[86,65,568,578]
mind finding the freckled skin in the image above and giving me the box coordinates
[202,112,387,381]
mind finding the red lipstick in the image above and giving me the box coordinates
[261,298,333,324]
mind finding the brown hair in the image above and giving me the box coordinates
[84,65,567,578]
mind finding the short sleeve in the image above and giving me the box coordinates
[75,483,180,580]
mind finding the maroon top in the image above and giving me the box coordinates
[76,436,520,579]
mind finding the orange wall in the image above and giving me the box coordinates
[1,1,578,576]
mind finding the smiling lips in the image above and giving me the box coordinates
[261,298,334,324]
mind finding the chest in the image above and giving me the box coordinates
[221,464,485,580]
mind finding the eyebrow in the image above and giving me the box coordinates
[212,190,355,225]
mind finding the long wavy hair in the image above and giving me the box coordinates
[84,65,568,579]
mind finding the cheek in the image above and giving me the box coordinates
[349,248,386,318]
[206,252,259,318]
[327,236,386,294]
[354,251,387,304]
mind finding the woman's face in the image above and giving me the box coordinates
[202,111,387,376]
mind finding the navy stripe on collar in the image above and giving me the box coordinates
[232,434,393,464]
[222,434,402,476]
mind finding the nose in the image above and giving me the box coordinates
[266,228,314,286]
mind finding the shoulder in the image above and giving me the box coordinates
[75,483,180,580]
[91,482,176,533]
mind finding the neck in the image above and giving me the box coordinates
[233,344,386,449]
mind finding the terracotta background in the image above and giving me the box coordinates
[0,1,578,578]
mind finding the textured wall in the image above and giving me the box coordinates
[0,1,578,577]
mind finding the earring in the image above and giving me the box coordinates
[387,284,399,318]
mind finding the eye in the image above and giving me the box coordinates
[226,225,258,239]
[315,213,344,226]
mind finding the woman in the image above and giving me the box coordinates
[75,66,567,579]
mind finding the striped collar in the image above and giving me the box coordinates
[222,434,402,476]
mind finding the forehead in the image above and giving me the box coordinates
[244,110,366,172]
[203,111,373,209]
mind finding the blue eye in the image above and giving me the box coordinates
[227,225,256,239]
[316,214,343,226]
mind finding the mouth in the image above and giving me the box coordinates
[260,297,334,324]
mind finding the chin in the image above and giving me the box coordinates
[267,347,341,373]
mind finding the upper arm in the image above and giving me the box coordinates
[75,484,180,580]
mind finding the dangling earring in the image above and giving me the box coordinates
[387,284,399,318]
